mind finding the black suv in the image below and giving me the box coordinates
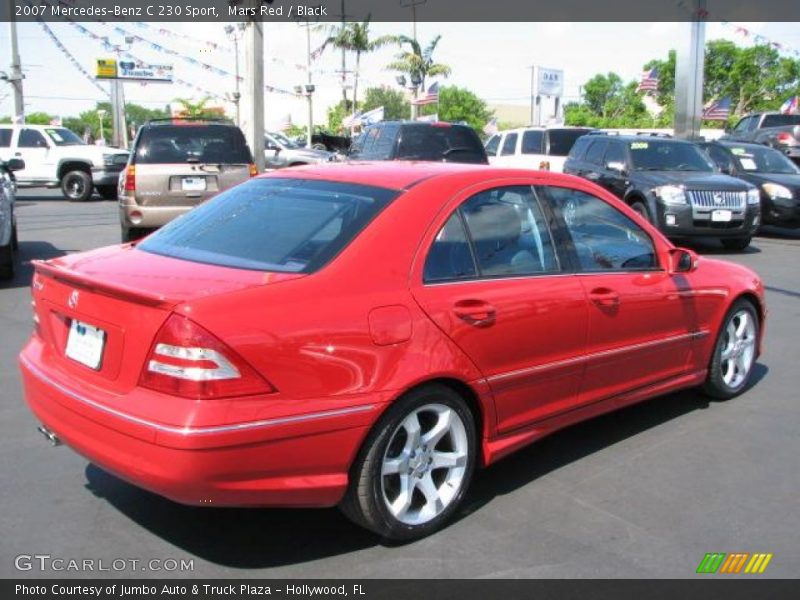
[348,121,488,164]
[564,133,761,250]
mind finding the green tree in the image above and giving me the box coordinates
[361,86,410,120]
[320,17,394,121]
[386,35,452,101]
[327,99,358,133]
[172,97,225,119]
[420,86,493,132]
[24,112,57,125]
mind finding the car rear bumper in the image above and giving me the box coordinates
[19,339,386,508]
[119,202,195,229]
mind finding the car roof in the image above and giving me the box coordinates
[585,134,692,144]
[501,126,595,134]
[710,140,775,151]
[258,161,580,191]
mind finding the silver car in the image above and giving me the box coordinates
[265,132,335,168]
[0,158,24,280]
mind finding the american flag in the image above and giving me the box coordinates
[412,82,440,106]
[636,68,659,93]
[483,118,498,135]
[780,96,799,115]
[703,97,732,121]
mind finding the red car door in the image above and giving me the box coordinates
[411,183,589,433]
[539,185,695,405]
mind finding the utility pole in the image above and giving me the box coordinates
[528,65,535,126]
[225,24,246,127]
[674,0,707,139]
[6,15,25,123]
[107,37,131,148]
[304,22,314,147]
[340,0,348,106]
[240,20,265,172]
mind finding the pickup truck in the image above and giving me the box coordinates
[722,112,800,166]
[0,124,129,201]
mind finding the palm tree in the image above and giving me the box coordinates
[386,35,452,100]
[172,97,221,119]
[320,17,395,118]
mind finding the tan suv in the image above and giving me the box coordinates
[118,119,256,241]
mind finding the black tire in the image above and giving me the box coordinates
[121,226,148,243]
[630,200,652,223]
[720,237,752,251]
[703,299,759,400]
[96,185,117,200]
[0,242,14,280]
[11,221,18,251]
[61,170,93,202]
[340,384,477,541]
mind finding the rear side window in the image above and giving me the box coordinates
[603,142,626,166]
[0,129,11,148]
[567,137,591,160]
[135,124,252,164]
[396,125,487,164]
[521,130,544,154]
[585,141,608,165]
[500,133,518,156]
[548,129,592,157]
[138,178,398,273]
[424,213,477,283]
[762,114,800,128]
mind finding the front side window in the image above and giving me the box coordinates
[138,178,398,273]
[44,128,84,146]
[501,133,518,156]
[18,129,48,148]
[542,186,658,272]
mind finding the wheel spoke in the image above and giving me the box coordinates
[402,412,421,452]
[735,313,749,340]
[720,344,734,360]
[421,408,453,448]
[382,456,404,476]
[390,474,414,519]
[431,450,467,470]
[722,358,735,384]
[415,472,444,519]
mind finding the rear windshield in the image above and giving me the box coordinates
[762,114,800,128]
[395,125,488,164]
[548,129,593,157]
[135,124,252,165]
[138,178,398,273]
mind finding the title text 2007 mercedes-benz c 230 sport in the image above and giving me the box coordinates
[20,162,765,541]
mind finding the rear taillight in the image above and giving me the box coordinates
[539,161,551,170]
[124,165,136,192]
[776,132,793,145]
[139,313,274,399]
[248,164,258,177]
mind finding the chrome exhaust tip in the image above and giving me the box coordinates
[37,425,62,447]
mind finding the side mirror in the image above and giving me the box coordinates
[606,160,627,174]
[6,158,25,171]
[266,144,280,153]
[668,247,698,274]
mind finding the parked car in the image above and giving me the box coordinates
[293,131,352,153]
[264,131,335,168]
[485,126,596,172]
[118,118,256,242]
[21,162,765,540]
[564,133,761,250]
[0,157,24,279]
[700,140,800,229]
[0,124,129,201]
[348,121,488,164]
[721,112,800,165]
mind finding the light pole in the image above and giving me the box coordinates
[225,23,246,127]
[97,109,106,143]
[297,18,319,147]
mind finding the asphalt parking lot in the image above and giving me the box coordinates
[1,189,799,579]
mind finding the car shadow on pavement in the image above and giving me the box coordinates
[81,363,767,567]
[756,226,800,241]
[0,241,69,290]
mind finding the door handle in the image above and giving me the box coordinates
[453,299,496,327]
[585,172,600,181]
[14,152,22,157]
[589,287,620,307]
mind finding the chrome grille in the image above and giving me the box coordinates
[687,190,746,209]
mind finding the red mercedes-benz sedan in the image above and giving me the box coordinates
[20,162,765,540]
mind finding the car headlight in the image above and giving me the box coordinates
[653,185,687,205]
[762,183,793,200]
[102,154,116,167]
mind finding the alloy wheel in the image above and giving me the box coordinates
[719,309,756,389]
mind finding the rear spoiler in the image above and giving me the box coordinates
[33,260,178,309]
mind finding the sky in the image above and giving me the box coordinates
[2,20,800,130]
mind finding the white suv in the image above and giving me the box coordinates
[0,125,129,201]
[485,126,595,172]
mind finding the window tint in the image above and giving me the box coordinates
[424,213,477,283]
[732,117,751,133]
[18,128,47,148]
[762,114,800,128]
[603,142,626,166]
[135,124,252,164]
[484,134,500,156]
[585,141,608,165]
[704,145,734,172]
[567,136,591,160]
[138,178,397,273]
[629,140,713,172]
[521,130,544,154]
[0,129,11,148]
[500,133,518,156]
[461,186,558,277]
[548,129,593,157]
[393,124,486,163]
[543,187,657,271]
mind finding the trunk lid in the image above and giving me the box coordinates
[31,245,302,394]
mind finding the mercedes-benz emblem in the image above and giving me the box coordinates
[68,290,79,309]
